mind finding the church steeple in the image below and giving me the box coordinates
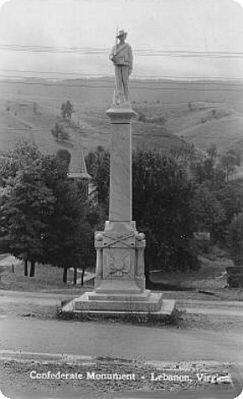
[68,139,91,180]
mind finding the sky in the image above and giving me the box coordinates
[0,0,243,80]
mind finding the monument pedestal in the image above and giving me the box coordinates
[63,104,175,317]
[72,220,164,313]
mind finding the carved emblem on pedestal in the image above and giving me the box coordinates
[103,232,135,248]
[104,251,131,279]
[94,229,146,289]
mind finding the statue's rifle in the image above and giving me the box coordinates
[114,26,118,56]
[113,26,120,104]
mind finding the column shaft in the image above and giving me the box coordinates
[109,122,132,222]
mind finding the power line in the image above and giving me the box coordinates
[0,69,106,77]
[1,79,243,92]
[0,75,242,88]
[0,44,109,54]
[1,68,243,82]
[1,44,243,58]
[1,71,243,85]
[1,128,52,131]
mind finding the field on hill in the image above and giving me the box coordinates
[135,101,243,174]
[0,78,242,172]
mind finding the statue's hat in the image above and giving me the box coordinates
[117,29,127,38]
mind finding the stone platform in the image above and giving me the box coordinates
[73,291,163,313]
[62,295,176,318]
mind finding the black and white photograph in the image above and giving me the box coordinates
[0,0,243,398]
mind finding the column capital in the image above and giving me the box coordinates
[106,105,137,124]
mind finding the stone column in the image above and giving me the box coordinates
[92,105,147,295]
[106,107,136,226]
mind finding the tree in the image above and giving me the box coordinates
[219,150,241,181]
[61,100,74,121]
[56,149,71,168]
[41,156,94,284]
[191,182,226,241]
[51,123,69,143]
[0,141,95,282]
[133,150,199,272]
[84,144,243,274]
[191,146,225,189]
[0,164,55,276]
[216,179,243,231]
[226,213,243,265]
[86,146,110,213]
[190,144,243,245]
[0,141,51,275]
[86,147,199,274]
[0,140,42,186]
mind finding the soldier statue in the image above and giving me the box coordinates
[109,29,133,105]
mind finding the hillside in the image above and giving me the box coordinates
[0,98,186,155]
[0,78,242,165]
[177,114,243,154]
[135,102,243,154]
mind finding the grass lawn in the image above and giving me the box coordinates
[1,250,243,301]
[0,261,93,293]
[149,253,233,290]
[148,251,243,301]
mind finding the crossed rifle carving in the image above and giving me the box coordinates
[102,233,135,248]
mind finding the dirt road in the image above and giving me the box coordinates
[0,289,243,363]
[0,316,242,363]
[1,290,243,397]
[1,289,243,316]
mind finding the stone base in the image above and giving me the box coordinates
[63,290,165,313]
[62,298,176,319]
[87,290,151,302]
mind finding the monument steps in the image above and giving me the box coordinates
[87,290,152,302]
[73,292,163,312]
[62,298,175,318]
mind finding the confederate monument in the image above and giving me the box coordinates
[64,30,175,316]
